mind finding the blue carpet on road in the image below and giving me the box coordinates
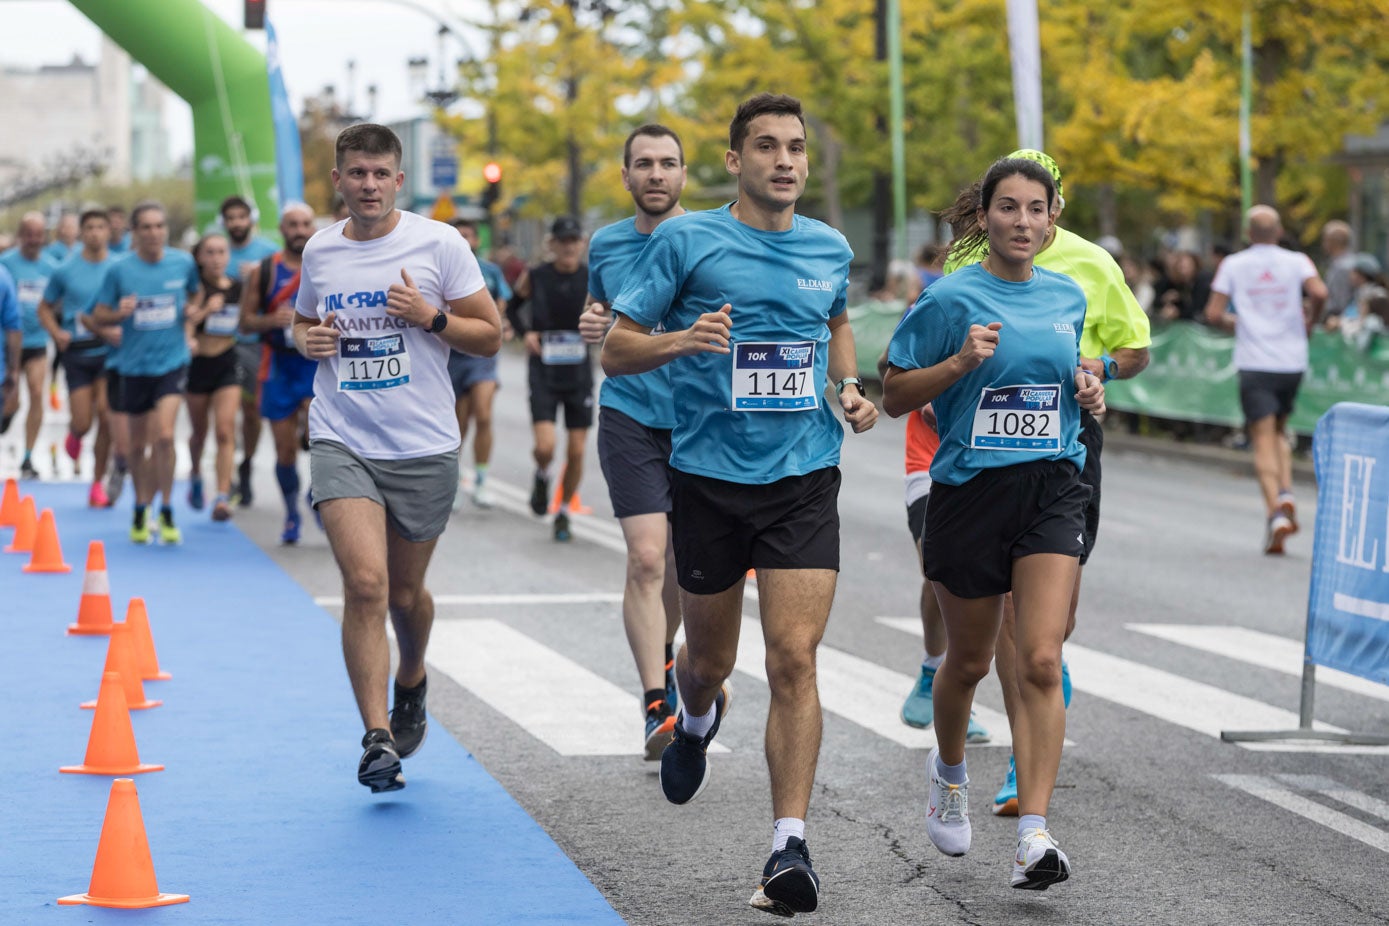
[0,484,625,925]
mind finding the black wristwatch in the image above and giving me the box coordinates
[428,310,448,334]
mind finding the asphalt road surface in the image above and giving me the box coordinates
[8,344,1388,925]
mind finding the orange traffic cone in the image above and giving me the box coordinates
[68,541,115,635]
[57,778,188,908]
[549,467,593,515]
[0,477,18,527]
[82,623,161,711]
[3,495,36,553]
[61,672,163,776]
[23,508,72,573]
[125,598,171,681]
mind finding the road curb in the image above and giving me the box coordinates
[1101,425,1317,487]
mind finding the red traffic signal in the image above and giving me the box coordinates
[245,0,266,29]
[483,162,502,184]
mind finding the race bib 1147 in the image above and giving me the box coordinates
[731,341,819,412]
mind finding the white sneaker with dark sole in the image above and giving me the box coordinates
[1012,827,1071,890]
[925,747,971,856]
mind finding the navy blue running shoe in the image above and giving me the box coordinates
[750,836,820,917]
[659,683,730,804]
[390,676,428,759]
[358,728,404,793]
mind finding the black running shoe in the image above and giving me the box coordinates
[19,457,39,480]
[659,683,730,805]
[553,511,572,542]
[529,471,549,516]
[390,676,428,759]
[236,459,254,507]
[750,837,820,917]
[643,699,676,762]
[358,728,404,792]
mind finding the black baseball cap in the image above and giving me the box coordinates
[551,216,583,239]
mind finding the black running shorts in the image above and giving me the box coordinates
[923,459,1090,600]
[529,376,594,429]
[671,466,840,595]
[111,366,188,416]
[597,406,673,518]
[1078,410,1103,566]
[1239,370,1302,425]
[906,494,928,576]
[60,351,106,392]
[187,349,242,396]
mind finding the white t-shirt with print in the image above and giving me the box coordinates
[296,210,486,459]
[1212,243,1319,373]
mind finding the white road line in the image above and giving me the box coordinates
[1276,775,1389,824]
[738,617,1010,749]
[1128,624,1389,703]
[1214,775,1389,854]
[314,592,623,607]
[427,618,728,757]
[485,477,629,554]
[878,617,1389,754]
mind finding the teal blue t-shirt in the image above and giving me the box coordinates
[479,258,512,303]
[43,253,116,358]
[44,240,75,264]
[0,267,18,382]
[93,249,199,377]
[590,217,675,430]
[0,250,57,349]
[888,263,1089,486]
[613,205,852,485]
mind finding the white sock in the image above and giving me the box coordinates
[773,817,805,852]
[934,753,967,785]
[538,464,555,482]
[682,698,718,738]
[922,652,944,670]
[558,500,571,514]
[1018,814,1046,836]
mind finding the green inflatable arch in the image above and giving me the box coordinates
[69,0,276,231]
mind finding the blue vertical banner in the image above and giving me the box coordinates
[1307,403,1389,686]
[265,18,304,207]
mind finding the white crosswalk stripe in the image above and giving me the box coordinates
[1128,623,1389,704]
[1215,774,1389,854]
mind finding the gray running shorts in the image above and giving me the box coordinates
[309,439,459,542]
[235,341,262,398]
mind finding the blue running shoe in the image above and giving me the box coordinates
[992,754,1018,816]
[660,683,731,804]
[1061,657,1072,709]
[750,836,820,916]
[187,475,204,510]
[281,511,302,545]
[901,664,935,729]
[643,699,676,762]
[665,661,678,715]
[966,712,992,744]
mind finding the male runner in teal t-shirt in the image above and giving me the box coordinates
[603,93,877,918]
[578,124,688,760]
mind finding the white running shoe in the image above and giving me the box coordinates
[1012,827,1071,890]
[451,480,467,513]
[925,747,971,856]
[472,481,494,509]
[1264,513,1295,555]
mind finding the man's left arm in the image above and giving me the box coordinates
[1079,265,1152,381]
[828,312,877,434]
[385,269,501,358]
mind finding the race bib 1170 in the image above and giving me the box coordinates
[731,341,819,412]
[338,334,411,392]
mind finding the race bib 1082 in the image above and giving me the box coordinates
[731,341,819,412]
[338,334,411,392]
[970,383,1062,451]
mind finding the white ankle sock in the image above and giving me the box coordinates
[773,817,805,852]
[682,699,718,738]
[1018,814,1046,836]
[922,652,944,670]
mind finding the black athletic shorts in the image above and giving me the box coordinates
[1239,370,1302,424]
[20,346,46,365]
[112,365,187,416]
[1078,410,1103,565]
[597,406,673,518]
[906,494,928,576]
[60,351,106,392]
[671,466,840,595]
[187,349,242,396]
[923,459,1090,600]
[529,376,594,429]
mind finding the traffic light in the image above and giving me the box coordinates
[481,162,502,211]
[245,0,266,29]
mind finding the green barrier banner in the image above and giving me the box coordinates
[852,308,1389,436]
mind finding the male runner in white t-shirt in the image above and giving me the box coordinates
[1204,205,1327,554]
[294,123,502,792]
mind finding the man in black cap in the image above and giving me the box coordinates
[510,216,592,541]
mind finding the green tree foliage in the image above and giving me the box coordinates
[446,0,1389,243]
